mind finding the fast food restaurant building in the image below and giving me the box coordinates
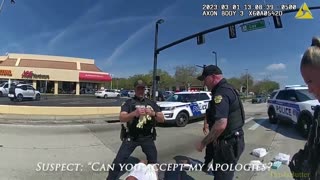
[0,53,112,95]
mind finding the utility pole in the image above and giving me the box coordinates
[152,19,164,101]
[245,69,249,98]
[116,78,118,90]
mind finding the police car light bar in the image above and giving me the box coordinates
[285,85,307,89]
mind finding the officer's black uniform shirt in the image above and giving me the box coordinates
[121,96,161,138]
[209,78,237,120]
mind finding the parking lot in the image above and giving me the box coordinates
[0,95,128,107]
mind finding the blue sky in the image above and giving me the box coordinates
[0,0,319,88]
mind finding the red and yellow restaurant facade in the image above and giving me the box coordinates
[0,53,112,95]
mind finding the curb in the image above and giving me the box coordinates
[0,114,119,125]
[0,105,121,116]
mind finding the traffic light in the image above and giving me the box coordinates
[241,86,246,93]
[197,34,205,45]
[228,25,237,39]
[156,76,160,82]
[273,16,283,28]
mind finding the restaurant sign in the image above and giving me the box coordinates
[0,70,12,76]
[21,71,49,79]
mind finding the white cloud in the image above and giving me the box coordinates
[257,72,267,76]
[266,63,286,71]
[273,75,288,80]
[94,16,155,27]
[47,1,104,49]
[105,2,178,65]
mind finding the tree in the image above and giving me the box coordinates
[239,73,254,91]
[174,65,202,90]
[116,78,132,90]
[148,69,175,90]
[252,80,280,94]
[227,77,242,90]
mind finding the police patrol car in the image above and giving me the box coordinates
[267,85,319,138]
[157,91,211,127]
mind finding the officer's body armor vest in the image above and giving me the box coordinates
[308,105,320,178]
[208,80,245,139]
[126,97,155,138]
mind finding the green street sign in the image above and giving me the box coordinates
[241,20,266,32]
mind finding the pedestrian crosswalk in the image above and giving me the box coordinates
[196,116,274,132]
[248,119,266,130]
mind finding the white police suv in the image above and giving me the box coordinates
[157,91,211,127]
[267,85,319,138]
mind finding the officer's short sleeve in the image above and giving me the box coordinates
[213,91,231,119]
[121,100,131,113]
[150,101,161,112]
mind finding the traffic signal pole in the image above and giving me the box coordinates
[152,6,320,99]
[156,7,320,53]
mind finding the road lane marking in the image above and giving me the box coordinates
[245,117,254,124]
[197,117,255,125]
[248,119,267,130]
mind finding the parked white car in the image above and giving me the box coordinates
[95,89,121,98]
[128,90,135,97]
[8,84,41,102]
[0,82,10,97]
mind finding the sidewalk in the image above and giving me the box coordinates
[0,113,119,125]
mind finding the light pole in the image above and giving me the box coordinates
[116,78,118,90]
[152,19,164,101]
[212,51,217,66]
[110,74,114,89]
[245,69,248,98]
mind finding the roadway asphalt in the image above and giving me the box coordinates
[0,95,128,107]
[0,103,306,180]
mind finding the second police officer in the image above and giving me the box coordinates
[106,80,165,180]
[196,65,245,180]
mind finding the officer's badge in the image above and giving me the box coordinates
[214,95,222,104]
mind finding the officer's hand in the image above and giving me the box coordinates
[195,142,204,152]
[137,108,146,116]
[203,123,209,135]
[145,108,155,116]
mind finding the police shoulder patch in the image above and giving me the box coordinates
[214,95,222,104]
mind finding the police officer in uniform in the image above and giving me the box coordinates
[196,65,245,180]
[106,80,165,180]
[289,37,320,180]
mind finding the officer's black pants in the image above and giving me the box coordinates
[213,134,245,180]
[106,136,157,180]
[204,142,214,167]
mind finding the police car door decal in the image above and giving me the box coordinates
[190,102,202,116]
[273,100,300,121]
